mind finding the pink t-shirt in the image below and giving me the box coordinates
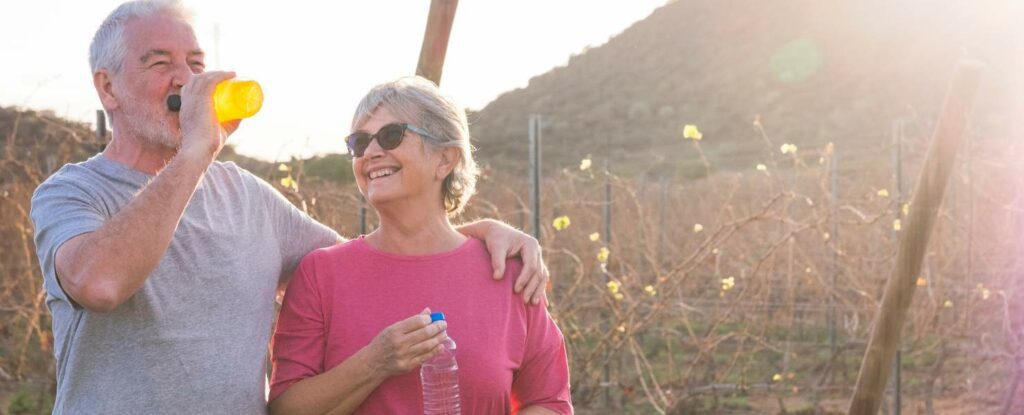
[270,236,572,414]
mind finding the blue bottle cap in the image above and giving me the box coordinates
[430,312,446,322]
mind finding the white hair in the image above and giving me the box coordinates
[89,0,193,74]
[352,76,479,216]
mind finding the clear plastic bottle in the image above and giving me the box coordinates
[421,312,461,415]
[212,80,263,122]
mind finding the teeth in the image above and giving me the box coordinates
[369,168,396,179]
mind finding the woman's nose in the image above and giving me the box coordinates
[362,136,385,159]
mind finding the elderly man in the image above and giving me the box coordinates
[29,1,549,413]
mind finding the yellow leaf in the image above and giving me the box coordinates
[553,216,571,231]
[683,124,703,140]
[579,158,592,171]
[589,232,601,242]
[597,247,610,264]
[693,223,704,233]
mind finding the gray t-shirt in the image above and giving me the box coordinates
[30,154,340,414]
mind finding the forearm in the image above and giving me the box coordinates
[60,153,210,310]
[270,346,388,415]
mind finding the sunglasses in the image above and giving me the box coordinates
[345,123,436,157]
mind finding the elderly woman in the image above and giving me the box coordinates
[268,77,572,414]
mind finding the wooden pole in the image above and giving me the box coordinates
[847,60,983,415]
[415,0,459,86]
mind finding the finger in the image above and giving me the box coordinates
[530,265,551,305]
[490,242,508,280]
[513,262,535,294]
[412,343,446,367]
[392,313,432,335]
[407,332,446,357]
[401,320,446,345]
[520,269,543,304]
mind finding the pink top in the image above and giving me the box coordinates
[270,236,572,414]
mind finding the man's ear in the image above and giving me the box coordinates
[93,70,119,113]
[436,147,461,181]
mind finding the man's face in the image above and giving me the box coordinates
[109,12,205,149]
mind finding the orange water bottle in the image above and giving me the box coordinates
[166,79,263,122]
[213,80,263,122]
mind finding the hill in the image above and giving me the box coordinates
[467,0,1023,179]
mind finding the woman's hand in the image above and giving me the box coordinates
[366,309,447,378]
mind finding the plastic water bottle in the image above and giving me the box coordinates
[165,79,263,122]
[421,312,461,415]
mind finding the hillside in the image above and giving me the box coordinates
[467,0,1023,179]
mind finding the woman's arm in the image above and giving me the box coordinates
[270,312,448,415]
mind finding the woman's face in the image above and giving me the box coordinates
[351,105,446,211]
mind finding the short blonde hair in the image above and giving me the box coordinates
[351,76,479,216]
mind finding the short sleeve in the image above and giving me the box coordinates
[269,253,328,402]
[243,169,341,282]
[30,175,106,306]
[511,291,574,413]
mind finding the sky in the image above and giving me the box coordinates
[1,0,667,162]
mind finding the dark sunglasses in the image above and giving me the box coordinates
[345,123,436,157]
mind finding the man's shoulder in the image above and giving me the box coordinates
[33,156,111,200]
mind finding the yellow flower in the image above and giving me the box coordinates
[614,293,624,301]
[579,158,592,171]
[589,232,601,242]
[280,175,297,190]
[683,124,703,140]
[597,247,610,264]
[877,189,889,197]
[943,299,953,308]
[552,216,571,231]
[916,277,927,287]
[772,373,783,382]
[606,280,620,294]
[902,203,910,216]
[721,276,736,291]
[976,284,991,300]
[756,163,768,172]
[616,324,626,332]
[278,163,290,172]
[644,285,657,296]
[893,219,902,231]
[693,223,704,233]
[780,143,798,154]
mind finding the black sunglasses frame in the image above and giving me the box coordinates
[345,123,435,157]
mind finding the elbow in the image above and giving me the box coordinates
[65,270,130,313]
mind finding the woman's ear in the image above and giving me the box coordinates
[436,147,461,181]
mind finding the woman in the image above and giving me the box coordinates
[269,76,572,414]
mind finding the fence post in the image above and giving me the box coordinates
[528,115,542,239]
[828,147,839,357]
[890,119,905,415]
[96,109,106,140]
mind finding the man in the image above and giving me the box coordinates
[30,1,549,413]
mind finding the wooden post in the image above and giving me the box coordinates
[847,61,983,415]
[415,0,459,86]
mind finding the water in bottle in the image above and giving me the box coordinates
[421,312,460,415]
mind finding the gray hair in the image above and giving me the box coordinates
[352,76,479,216]
[89,0,193,74]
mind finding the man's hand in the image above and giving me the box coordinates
[177,70,241,162]
[480,221,550,305]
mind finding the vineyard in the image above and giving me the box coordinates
[2,103,1021,413]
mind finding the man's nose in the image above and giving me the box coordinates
[171,63,193,90]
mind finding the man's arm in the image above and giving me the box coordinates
[455,219,550,304]
[54,71,237,312]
